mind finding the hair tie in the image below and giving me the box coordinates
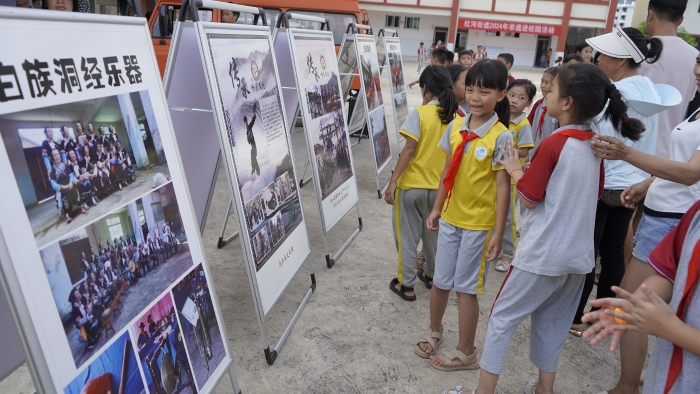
[605,84,617,97]
[623,116,629,124]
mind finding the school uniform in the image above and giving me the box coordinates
[434,113,511,295]
[645,198,700,393]
[501,113,534,254]
[393,101,450,287]
[527,98,558,154]
[480,125,603,375]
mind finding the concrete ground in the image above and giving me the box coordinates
[1,62,648,394]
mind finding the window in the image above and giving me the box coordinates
[486,30,498,36]
[386,15,400,28]
[138,210,145,226]
[620,23,625,27]
[622,7,627,11]
[106,217,124,241]
[405,17,420,29]
[621,15,626,20]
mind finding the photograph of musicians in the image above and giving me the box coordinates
[147,314,157,337]
[221,10,239,23]
[137,322,149,349]
[245,100,260,175]
[147,236,161,268]
[42,127,62,172]
[71,289,100,349]
[107,125,119,144]
[139,241,150,275]
[49,149,87,223]
[86,123,97,145]
[60,125,79,159]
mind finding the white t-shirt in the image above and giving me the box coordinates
[645,110,700,214]
[640,36,698,159]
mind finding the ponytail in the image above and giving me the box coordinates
[494,96,511,128]
[645,37,663,64]
[419,65,458,124]
[603,85,645,141]
[622,27,664,68]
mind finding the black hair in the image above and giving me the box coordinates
[43,126,51,136]
[446,51,455,63]
[447,64,467,83]
[420,42,424,45]
[622,27,663,68]
[563,54,584,64]
[575,42,592,54]
[508,79,537,102]
[464,60,510,126]
[556,63,644,141]
[41,0,78,11]
[458,50,472,58]
[419,65,458,124]
[243,116,248,123]
[431,47,448,65]
[648,0,687,23]
[593,52,601,65]
[497,53,514,66]
[544,66,560,79]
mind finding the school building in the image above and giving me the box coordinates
[359,0,616,67]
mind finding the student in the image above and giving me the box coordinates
[447,64,469,116]
[474,45,487,61]
[445,50,455,67]
[494,79,536,273]
[575,42,594,63]
[385,66,459,301]
[431,47,449,65]
[563,54,584,65]
[527,67,560,153]
[415,60,512,372]
[582,197,700,394]
[457,50,473,69]
[442,62,644,394]
[554,56,563,67]
[417,42,427,72]
[496,53,515,86]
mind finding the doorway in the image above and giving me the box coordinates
[455,30,468,52]
[433,28,448,46]
[534,36,551,68]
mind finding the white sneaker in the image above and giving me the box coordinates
[495,259,511,272]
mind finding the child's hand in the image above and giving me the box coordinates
[495,143,522,177]
[408,81,418,89]
[486,234,502,261]
[581,307,626,352]
[620,181,650,209]
[384,181,397,205]
[594,285,677,339]
[426,210,441,231]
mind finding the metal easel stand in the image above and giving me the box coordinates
[216,200,240,249]
[322,203,363,268]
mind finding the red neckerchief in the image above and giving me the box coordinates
[665,239,700,393]
[556,129,594,140]
[536,105,547,138]
[443,122,487,210]
[456,107,467,117]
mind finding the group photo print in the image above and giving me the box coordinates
[388,51,405,95]
[305,73,341,120]
[370,107,391,171]
[0,90,170,248]
[393,92,409,130]
[311,109,353,200]
[360,50,383,113]
[39,182,192,368]
[172,264,226,391]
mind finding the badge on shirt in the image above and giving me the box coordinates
[475,146,488,160]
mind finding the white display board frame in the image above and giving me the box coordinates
[338,23,393,199]
[273,13,363,268]
[163,0,316,365]
[376,29,408,149]
[0,8,240,394]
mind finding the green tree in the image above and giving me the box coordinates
[638,22,698,47]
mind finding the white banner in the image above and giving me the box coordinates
[197,24,311,315]
[289,31,359,231]
[0,10,230,394]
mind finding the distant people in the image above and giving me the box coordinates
[43,0,74,11]
[432,40,443,50]
[546,47,552,66]
[147,314,157,336]
[457,50,473,69]
[575,42,593,63]
[137,322,149,348]
[496,53,515,86]
[473,45,487,61]
[430,47,449,65]
[563,53,584,65]
[417,42,427,72]
[554,56,563,66]
[221,10,239,23]
[528,67,560,153]
[447,64,469,116]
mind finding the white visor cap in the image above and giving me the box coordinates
[586,26,645,63]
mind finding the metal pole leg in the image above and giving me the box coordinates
[299,157,312,188]
[217,200,240,249]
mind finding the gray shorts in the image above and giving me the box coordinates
[433,219,490,295]
[632,213,680,263]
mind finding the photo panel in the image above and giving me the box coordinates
[172,264,226,391]
[386,39,405,97]
[356,36,383,113]
[133,293,196,394]
[370,107,391,171]
[310,109,353,200]
[393,92,409,130]
[206,31,305,273]
[63,331,145,394]
[39,182,193,368]
[0,90,170,249]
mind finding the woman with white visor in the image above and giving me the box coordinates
[570,26,682,338]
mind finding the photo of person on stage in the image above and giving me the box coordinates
[172,264,226,391]
[0,90,170,248]
[311,109,354,199]
[39,183,192,368]
[388,51,405,95]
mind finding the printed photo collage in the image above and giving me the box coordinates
[388,48,409,128]
[0,90,227,394]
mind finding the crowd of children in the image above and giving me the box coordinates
[392,1,700,391]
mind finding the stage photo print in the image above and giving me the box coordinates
[172,264,226,391]
[39,182,192,368]
[370,107,391,170]
[207,32,303,271]
[133,294,196,394]
[0,90,170,249]
[358,37,383,112]
[63,331,145,394]
[388,51,405,96]
[393,92,409,129]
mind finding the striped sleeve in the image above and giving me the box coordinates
[516,133,566,204]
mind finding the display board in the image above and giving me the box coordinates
[287,30,360,231]
[0,9,237,394]
[381,35,409,135]
[337,34,365,135]
[195,22,312,316]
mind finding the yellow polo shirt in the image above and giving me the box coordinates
[510,112,534,184]
[438,113,512,230]
[397,101,452,190]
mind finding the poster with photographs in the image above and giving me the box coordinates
[289,31,360,231]
[0,10,231,394]
[201,26,311,314]
[385,38,409,128]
